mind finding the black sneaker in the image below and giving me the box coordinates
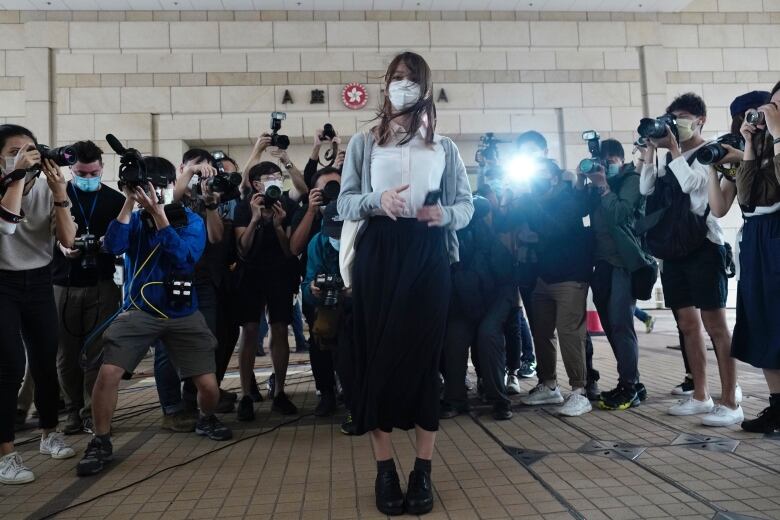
[195,414,233,441]
[742,406,780,434]
[82,417,94,434]
[492,403,513,421]
[585,380,601,401]
[76,436,113,476]
[63,411,83,435]
[405,470,434,515]
[672,376,694,396]
[598,384,638,411]
[237,395,255,422]
[249,382,264,403]
[341,413,357,435]
[634,383,648,406]
[314,393,337,417]
[272,392,298,415]
[518,360,536,379]
[375,469,404,516]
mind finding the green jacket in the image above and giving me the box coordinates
[589,164,654,273]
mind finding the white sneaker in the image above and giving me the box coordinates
[559,391,592,417]
[40,432,76,460]
[702,404,744,427]
[520,384,564,406]
[735,384,743,404]
[668,396,715,416]
[506,373,521,396]
[0,452,34,485]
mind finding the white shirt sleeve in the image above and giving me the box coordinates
[639,162,658,196]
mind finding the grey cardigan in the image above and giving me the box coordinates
[337,129,474,263]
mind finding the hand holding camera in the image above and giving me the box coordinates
[254,133,273,156]
[759,102,780,137]
[58,240,82,259]
[41,157,68,199]
[249,192,265,222]
[307,188,324,214]
[271,201,286,228]
[133,182,163,216]
[14,146,41,172]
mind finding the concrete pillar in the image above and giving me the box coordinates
[23,47,55,145]
[639,45,670,117]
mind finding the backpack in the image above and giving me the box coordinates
[635,154,710,260]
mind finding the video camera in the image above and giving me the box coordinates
[578,130,604,174]
[637,113,679,143]
[270,112,290,150]
[108,134,148,190]
[73,233,101,270]
[475,132,507,165]
[695,134,744,165]
[315,273,344,307]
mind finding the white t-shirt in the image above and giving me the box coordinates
[369,123,445,219]
[639,144,724,246]
[0,179,55,271]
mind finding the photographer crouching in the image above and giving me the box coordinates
[301,201,355,432]
[441,196,516,421]
[577,136,654,411]
[52,141,125,435]
[77,154,231,478]
[0,124,78,484]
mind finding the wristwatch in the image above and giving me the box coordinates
[285,162,293,170]
[53,199,71,208]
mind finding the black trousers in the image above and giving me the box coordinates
[0,265,60,442]
[305,302,337,396]
[442,286,515,409]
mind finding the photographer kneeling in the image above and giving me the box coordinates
[441,196,516,421]
[77,156,231,478]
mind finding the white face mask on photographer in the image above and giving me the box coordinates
[264,179,283,192]
[388,80,421,111]
[676,118,699,142]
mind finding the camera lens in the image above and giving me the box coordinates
[696,143,727,165]
[637,118,667,140]
[746,109,764,126]
[578,158,598,174]
[322,180,340,203]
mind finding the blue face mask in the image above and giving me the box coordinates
[73,175,101,192]
[328,237,341,251]
[606,163,621,177]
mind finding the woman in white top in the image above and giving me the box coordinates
[338,52,473,516]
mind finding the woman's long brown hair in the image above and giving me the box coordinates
[372,52,436,147]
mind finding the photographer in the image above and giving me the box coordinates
[0,124,78,484]
[152,148,239,432]
[508,158,592,417]
[301,202,354,427]
[242,130,308,203]
[51,141,125,435]
[441,196,515,421]
[304,128,343,188]
[580,138,652,411]
[731,81,780,433]
[234,162,299,420]
[77,156,231,477]
[639,93,741,426]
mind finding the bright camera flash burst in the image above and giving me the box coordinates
[506,155,540,183]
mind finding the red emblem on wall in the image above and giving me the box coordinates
[342,83,368,110]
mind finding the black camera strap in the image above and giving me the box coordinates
[69,182,99,234]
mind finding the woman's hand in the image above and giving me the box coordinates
[759,102,780,138]
[14,146,41,172]
[716,143,744,165]
[417,205,444,227]
[41,158,68,200]
[380,184,409,220]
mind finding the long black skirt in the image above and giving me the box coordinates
[350,216,451,434]
[732,212,780,369]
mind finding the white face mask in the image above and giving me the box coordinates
[159,187,174,205]
[187,174,200,191]
[264,179,283,192]
[676,118,699,142]
[388,79,421,111]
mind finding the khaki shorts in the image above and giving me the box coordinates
[102,310,216,379]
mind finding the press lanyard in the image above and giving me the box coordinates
[69,182,99,234]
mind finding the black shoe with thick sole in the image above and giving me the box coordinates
[598,384,638,411]
[634,383,648,406]
[63,411,83,435]
[672,376,695,396]
[405,470,434,515]
[195,414,233,441]
[237,396,255,422]
[314,393,337,417]
[76,436,113,477]
[492,403,513,421]
[341,413,357,435]
[375,470,404,516]
[585,380,601,401]
[742,406,780,433]
[249,382,264,403]
[272,392,298,415]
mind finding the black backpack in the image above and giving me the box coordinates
[635,154,710,260]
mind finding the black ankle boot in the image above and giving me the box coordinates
[375,469,404,516]
[405,470,434,515]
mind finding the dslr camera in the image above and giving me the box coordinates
[746,108,765,126]
[475,132,506,165]
[695,134,744,165]
[637,113,679,143]
[195,150,241,201]
[37,144,77,168]
[314,273,344,307]
[270,112,290,150]
[319,180,341,205]
[321,123,336,141]
[578,130,604,174]
[73,233,101,270]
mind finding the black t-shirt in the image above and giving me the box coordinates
[233,190,298,272]
[290,204,322,278]
[52,182,126,287]
[183,194,235,288]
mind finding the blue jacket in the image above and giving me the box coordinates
[104,207,206,319]
[301,231,339,308]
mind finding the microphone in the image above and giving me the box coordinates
[105,134,127,156]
